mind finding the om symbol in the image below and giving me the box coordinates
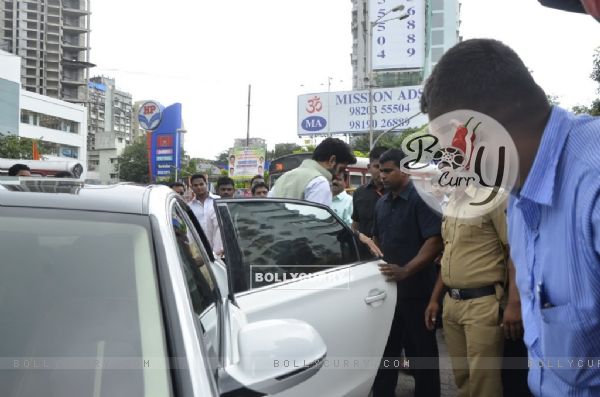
[306,96,323,114]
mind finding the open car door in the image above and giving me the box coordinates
[215,198,396,396]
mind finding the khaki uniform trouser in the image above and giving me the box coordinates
[442,292,504,397]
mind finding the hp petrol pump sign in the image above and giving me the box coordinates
[138,101,163,131]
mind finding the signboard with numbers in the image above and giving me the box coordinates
[297,86,428,135]
[369,0,425,70]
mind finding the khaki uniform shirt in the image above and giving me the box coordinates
[441,187,508,289]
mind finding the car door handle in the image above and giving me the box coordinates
[364,290,387,304]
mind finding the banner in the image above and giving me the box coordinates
[228,147,266,180]
[369,0,425,70]
[297,86,428,135]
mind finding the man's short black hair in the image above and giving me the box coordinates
[250,174,263,184]
[379,149,407,168]
[420,39,548,120]
[312,138,357,165]
[369,146,389,162]
[216,176,234,188]
[251,182,269,195]
[8,163,31,176]
[169,181,185,188]
[54,171,73,178]
[190,173,206,183]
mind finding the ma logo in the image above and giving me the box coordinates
[302,116,327,132]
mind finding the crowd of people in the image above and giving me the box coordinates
[248,39,599,397]
[4,36,599,397]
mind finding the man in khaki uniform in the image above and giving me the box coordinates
[424,187,523,397]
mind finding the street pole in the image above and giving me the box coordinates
[246,84,251,147]
[327,76,332,137]
[175,128,187,182]
[367,23,374,149]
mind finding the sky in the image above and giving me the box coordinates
[89,0,599,160]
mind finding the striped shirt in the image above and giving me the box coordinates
[507,106,600,396]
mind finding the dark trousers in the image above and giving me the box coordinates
[372,298,440,397]
[502,338,531,397]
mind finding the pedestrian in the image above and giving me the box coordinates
[8,164,31,177]
[351,146,387,255]
[251,182,269,197]
[216,176,235,198]
[371,148,442,397]
[419,38,600,396]
[250,174,264,187]
[424,188,523,397]
[330,170,353,225]
[169,181,185,196]
[269,137,356,206]
[188,173,222,255]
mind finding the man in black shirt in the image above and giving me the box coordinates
[351,146,387,258]
[372,149,443,397]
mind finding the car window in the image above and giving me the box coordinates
[0,208,172,397]
[217,200,358,294]
[171,205,221,373]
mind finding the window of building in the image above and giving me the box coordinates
[431,47,445,63]
[431,12,444,28]
[20,110,79,134]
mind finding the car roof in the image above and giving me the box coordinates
[0,179,172,215]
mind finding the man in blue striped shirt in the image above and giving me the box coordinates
[420,39,600,396]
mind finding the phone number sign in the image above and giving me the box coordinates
[369,0,425,70]
[297,85,428,135]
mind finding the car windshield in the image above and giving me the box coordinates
[0,208,171,397]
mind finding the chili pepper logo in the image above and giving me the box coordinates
[450,117,481,170]
[432,117,481,171]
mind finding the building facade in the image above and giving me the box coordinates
[0,0,92,103]
[350,0,460,90]
[86,76,133,183]
[0,49,87,175]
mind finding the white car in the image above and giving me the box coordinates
[0,180,396,396]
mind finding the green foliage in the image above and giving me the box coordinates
[268,143,302,159]
[0,134,40,159]
[215,150,230,164]
[547,95,560,106]
[572,47,600,116]
[350,126,423,153]
[117,141,150,184]
[591,47,600,89]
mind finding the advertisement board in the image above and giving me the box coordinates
[148,102,183,181]
[228,147,266,180]
[369,0,425,70]
[297,86,428,135]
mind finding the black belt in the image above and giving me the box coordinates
[447,285,496,300]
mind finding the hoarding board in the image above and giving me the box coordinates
[369,0,425,70]
[297,86,428,135]
[228,147,266,180]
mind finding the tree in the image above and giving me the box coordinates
[215,150,230,164]
[350,127,422,153]
[117,141,149,183]
[0,134,40,159]
[573,46,600,116]
[268,143,302,160]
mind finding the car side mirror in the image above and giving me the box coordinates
[219,319,326,396]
